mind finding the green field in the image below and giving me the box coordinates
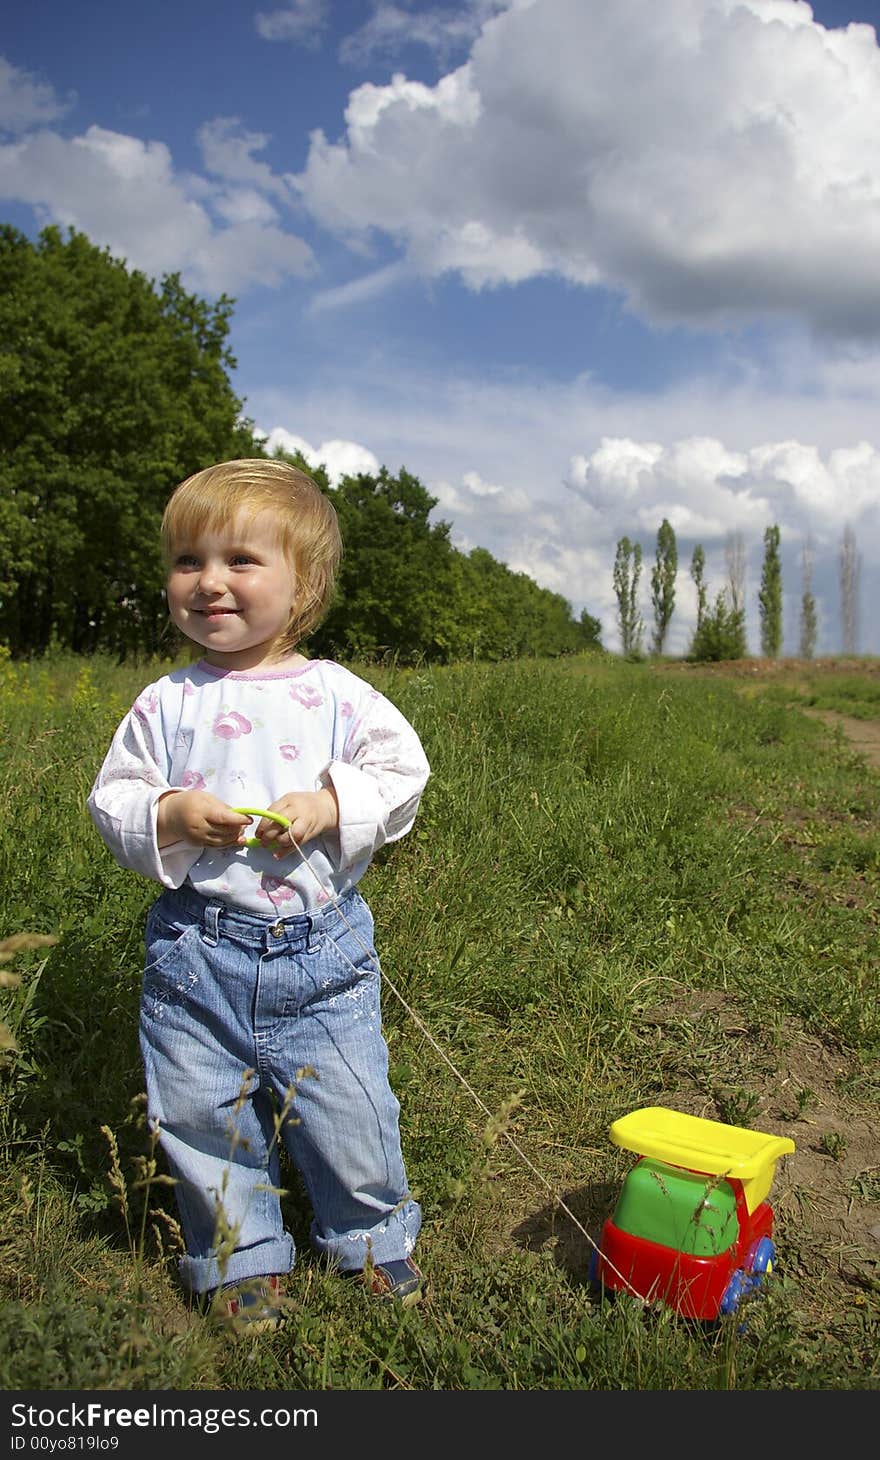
[1,650,877,1391]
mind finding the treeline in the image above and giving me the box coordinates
[613,517,862,661]
[310,466,600,662]
[0,225,601,664]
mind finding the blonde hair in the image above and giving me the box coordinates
[161,458,342,653]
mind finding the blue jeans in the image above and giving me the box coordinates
[139,884,421,1294]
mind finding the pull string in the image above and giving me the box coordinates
[276,827,643,1300]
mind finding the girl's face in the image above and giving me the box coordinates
[166,510,300,670]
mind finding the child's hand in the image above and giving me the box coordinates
[252,788,339,859]
[157,790,251,849]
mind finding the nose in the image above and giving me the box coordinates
[196,563,224,595]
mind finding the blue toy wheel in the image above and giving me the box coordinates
[719,1269,746,1315]
[750,1237,775,1276]
[721,1237,777,1316]
[588,1246,600,1284]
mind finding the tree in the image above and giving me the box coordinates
[613,537,643,656]
[0,225,258,657]
[725,529,747,616]
[314,467,460,662]
[687,541,746,661]
[688,591,747,662]
[758,524,783,658]
[799,537,817,660]
[839,522,861,656]
[650,518,677,656]
[578,609,603,651]
[690,544,708,632]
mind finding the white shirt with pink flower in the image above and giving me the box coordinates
[88,659,430,914]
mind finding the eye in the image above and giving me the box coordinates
[229,553,256,566]
[174,553,199,568]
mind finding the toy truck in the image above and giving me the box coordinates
[591,1106,795,1320]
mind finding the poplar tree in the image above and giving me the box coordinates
[691,544,707,631]
[650,518,677,656]
[839,523,861,655]
[799,537,817,660]
[613,537,643,656]
[725,529,747,616]
[758,524,783,658]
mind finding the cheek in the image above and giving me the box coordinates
[165,579,194,623]
[275,567,298,610]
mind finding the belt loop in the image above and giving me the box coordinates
[306,909,322,952]
[203,902,221,947]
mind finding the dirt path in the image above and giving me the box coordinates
[653,656,880,772]
[799,707,880,770]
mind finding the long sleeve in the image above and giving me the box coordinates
[87,702,202,889]
[325,691,430,871]
[87,660,430,914]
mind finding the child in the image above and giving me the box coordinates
[88,457,430,1329]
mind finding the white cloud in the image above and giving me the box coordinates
[197,117,297,203]
[0,109,314,294]
[568,440,666,505]
[0,125,208,263]
[433,468,524,518]
[255,0,329,46]
[212,187,280,227]
[567,433,880,552]
[338,2,512,68]
[191,219,313,292]
[295,0,880,335]
[293,66,482,247]
[259,427,381,485]
[307,259,410,314]
[0,56,73,134]
[461,469,503,497]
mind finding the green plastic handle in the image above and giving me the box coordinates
[233,806,291,848]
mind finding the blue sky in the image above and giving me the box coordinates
[2,0,879,655]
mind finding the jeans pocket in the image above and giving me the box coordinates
[142,915,201,1011]
[320,906,380,994]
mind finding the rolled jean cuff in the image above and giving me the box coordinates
[178,1234,295,1295]
[311,1198,422,1273]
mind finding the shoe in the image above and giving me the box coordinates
[208,1274,285,1333]
[358,1257,424,1306]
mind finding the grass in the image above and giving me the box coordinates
[782,665,880,722]
[0,648,877,1391]
[729,656,880,721]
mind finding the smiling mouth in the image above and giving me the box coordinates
[196,608,241,616]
